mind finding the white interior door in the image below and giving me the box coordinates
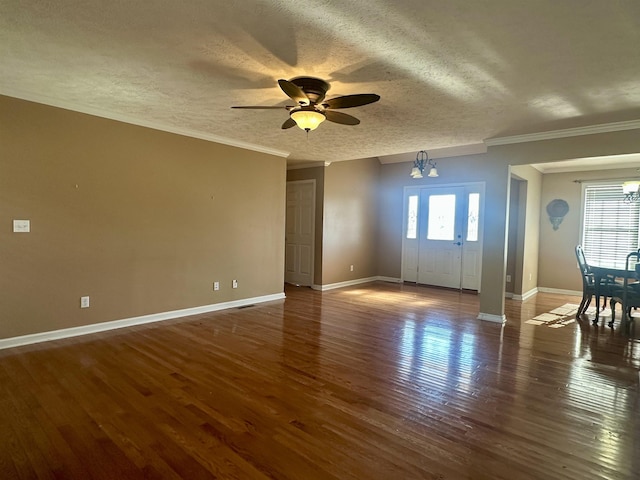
[402,184,483,291]
[285,180,315,286]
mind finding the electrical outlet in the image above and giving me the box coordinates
[13,220,30,233]
[80,296,90,308]
[350,265,354,272]
[232,279,238,289]
[213,281,220,291]
[506,274,511,282]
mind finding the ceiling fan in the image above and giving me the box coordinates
[231,76,380,132]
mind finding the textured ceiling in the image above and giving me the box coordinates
[1,0,639,163]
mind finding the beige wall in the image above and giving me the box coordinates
[0,95,286,339]
[479,131,640,318]
[506,178,520,294]
[322,158,380,285]
[510,165,542,295]
[537,166,640,292]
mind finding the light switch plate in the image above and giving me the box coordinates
[13,220,30,233]
[80,296,90,308]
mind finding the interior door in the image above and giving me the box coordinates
[285,180,315,286]
[402,184,483,291]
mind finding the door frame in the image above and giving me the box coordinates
[285,179,316,287]
[401,182,485,291]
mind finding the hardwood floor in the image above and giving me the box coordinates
[1,282,638,479]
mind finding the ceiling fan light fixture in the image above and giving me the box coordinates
[232,76,379,132]
[290,109,326,132]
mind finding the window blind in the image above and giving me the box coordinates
[582,183,640,267]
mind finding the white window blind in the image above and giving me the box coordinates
[582,183,640,267]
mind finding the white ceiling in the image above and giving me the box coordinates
[2,1,640,163]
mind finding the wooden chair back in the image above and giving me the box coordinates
[575,245,593,288]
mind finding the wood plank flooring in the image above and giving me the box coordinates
[0,282,638,479]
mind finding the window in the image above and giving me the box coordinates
[406,195,418,239]
[467,193,479,242]
[582,183,640,267]
[427,194,456,240]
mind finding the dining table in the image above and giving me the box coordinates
[589,260,639,326]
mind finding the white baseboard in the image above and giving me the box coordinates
[316,276,380,291]
[511,288,539,301]
[508,287,581,301]
[313,276,403,291]
[0,293,285,351]
[477,312,507,324]
[537,287,582,296]
[377,276,403,283]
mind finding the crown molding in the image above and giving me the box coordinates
[485,120,640,146]
[287,161,328,170]
[378,143,487,164]
[1,89,290,158]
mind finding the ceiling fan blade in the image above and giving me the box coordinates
[281,117,297,129]
[323,93,380,109]
[324,110,360,126]
[231,105,293,109]
[278,79,310,106]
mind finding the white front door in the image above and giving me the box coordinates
[285,180,315,286]
[402,184,483,291]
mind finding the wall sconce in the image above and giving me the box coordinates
[546,199,569,230]
[622,181,640,203]
[410,150,438,179]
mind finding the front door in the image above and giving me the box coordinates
[285,180,315,286]
[402,184,483,291]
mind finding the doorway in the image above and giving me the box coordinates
[402,184,484,291]
[285,180,315,286]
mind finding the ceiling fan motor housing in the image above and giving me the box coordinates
[289,77,330,104]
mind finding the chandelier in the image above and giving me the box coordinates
[410,150,438,179]
[623,181,640,203]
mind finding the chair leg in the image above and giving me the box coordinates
[577,294,589,317]
[608,300,616,328]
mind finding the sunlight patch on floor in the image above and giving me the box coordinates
[524,303,582,328]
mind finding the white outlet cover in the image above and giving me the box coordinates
[13,219,30,233]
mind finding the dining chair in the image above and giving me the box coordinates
[574,245,614,319]
[609,251,640,332]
